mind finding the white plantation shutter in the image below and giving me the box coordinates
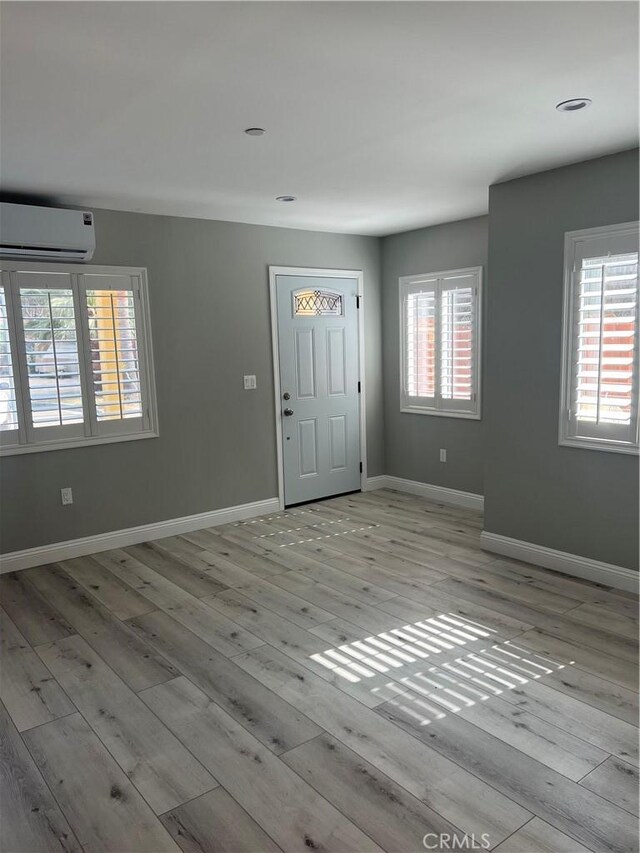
[0,280,21,447]
[13,271,87,445]
[78,272,151,438]
[440,275,476,411]
[561,223,639,452]
[400,267,481,418]
[405,279,437,403]
[573,255,638,429]
[0,262,157,455]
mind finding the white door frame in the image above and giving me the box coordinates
[269,265,366,510]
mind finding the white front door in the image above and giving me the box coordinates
[275,272,361,506]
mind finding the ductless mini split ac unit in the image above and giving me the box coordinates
[0,202,96,262]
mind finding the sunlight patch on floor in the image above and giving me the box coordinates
[236,512,380,547]
[309,614,569,723]
[376,641,568,724]
[310,612,502,681]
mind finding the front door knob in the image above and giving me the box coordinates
[283,408,294,417]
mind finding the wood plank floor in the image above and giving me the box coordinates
[1,489,637,853]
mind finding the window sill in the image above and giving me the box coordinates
[0,430,160,457]
[400,405,481,421]
[559,436,639,455]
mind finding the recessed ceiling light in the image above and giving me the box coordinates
[244,127,266,136]
[556,98,592,112]
[276,195,297,202]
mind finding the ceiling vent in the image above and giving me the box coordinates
[0,203,96,261]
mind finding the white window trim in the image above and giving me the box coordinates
[559,221,640,455]
[0,261,159,456]
[399,266,482,420]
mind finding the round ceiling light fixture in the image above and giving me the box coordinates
[244,127,266,136]
[276,195,297,202]
[556,98,592,112]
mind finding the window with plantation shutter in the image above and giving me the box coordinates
[0,262,158,455]
[400,267,482,418]
[560,222,639,453]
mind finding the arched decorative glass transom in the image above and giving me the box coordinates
[293,289,343,317]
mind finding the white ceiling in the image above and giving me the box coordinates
[1,1,638,236]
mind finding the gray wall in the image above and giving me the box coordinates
[1,209,382,553]
[381,216,488,494]
[485,149,639,570]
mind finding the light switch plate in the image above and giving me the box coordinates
[243,375,257,390]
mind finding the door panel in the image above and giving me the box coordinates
[329,415,347,471]
[276,274,360,505]
[295,329,316,399]
[298,418,319,477]
[327,328,347,396]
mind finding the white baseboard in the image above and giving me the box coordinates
[480,531,639,594]
[362,475,389,492]
[363,475,484,511]
[0,497,281,574]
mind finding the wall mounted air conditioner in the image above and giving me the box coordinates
[0,202,96,261]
